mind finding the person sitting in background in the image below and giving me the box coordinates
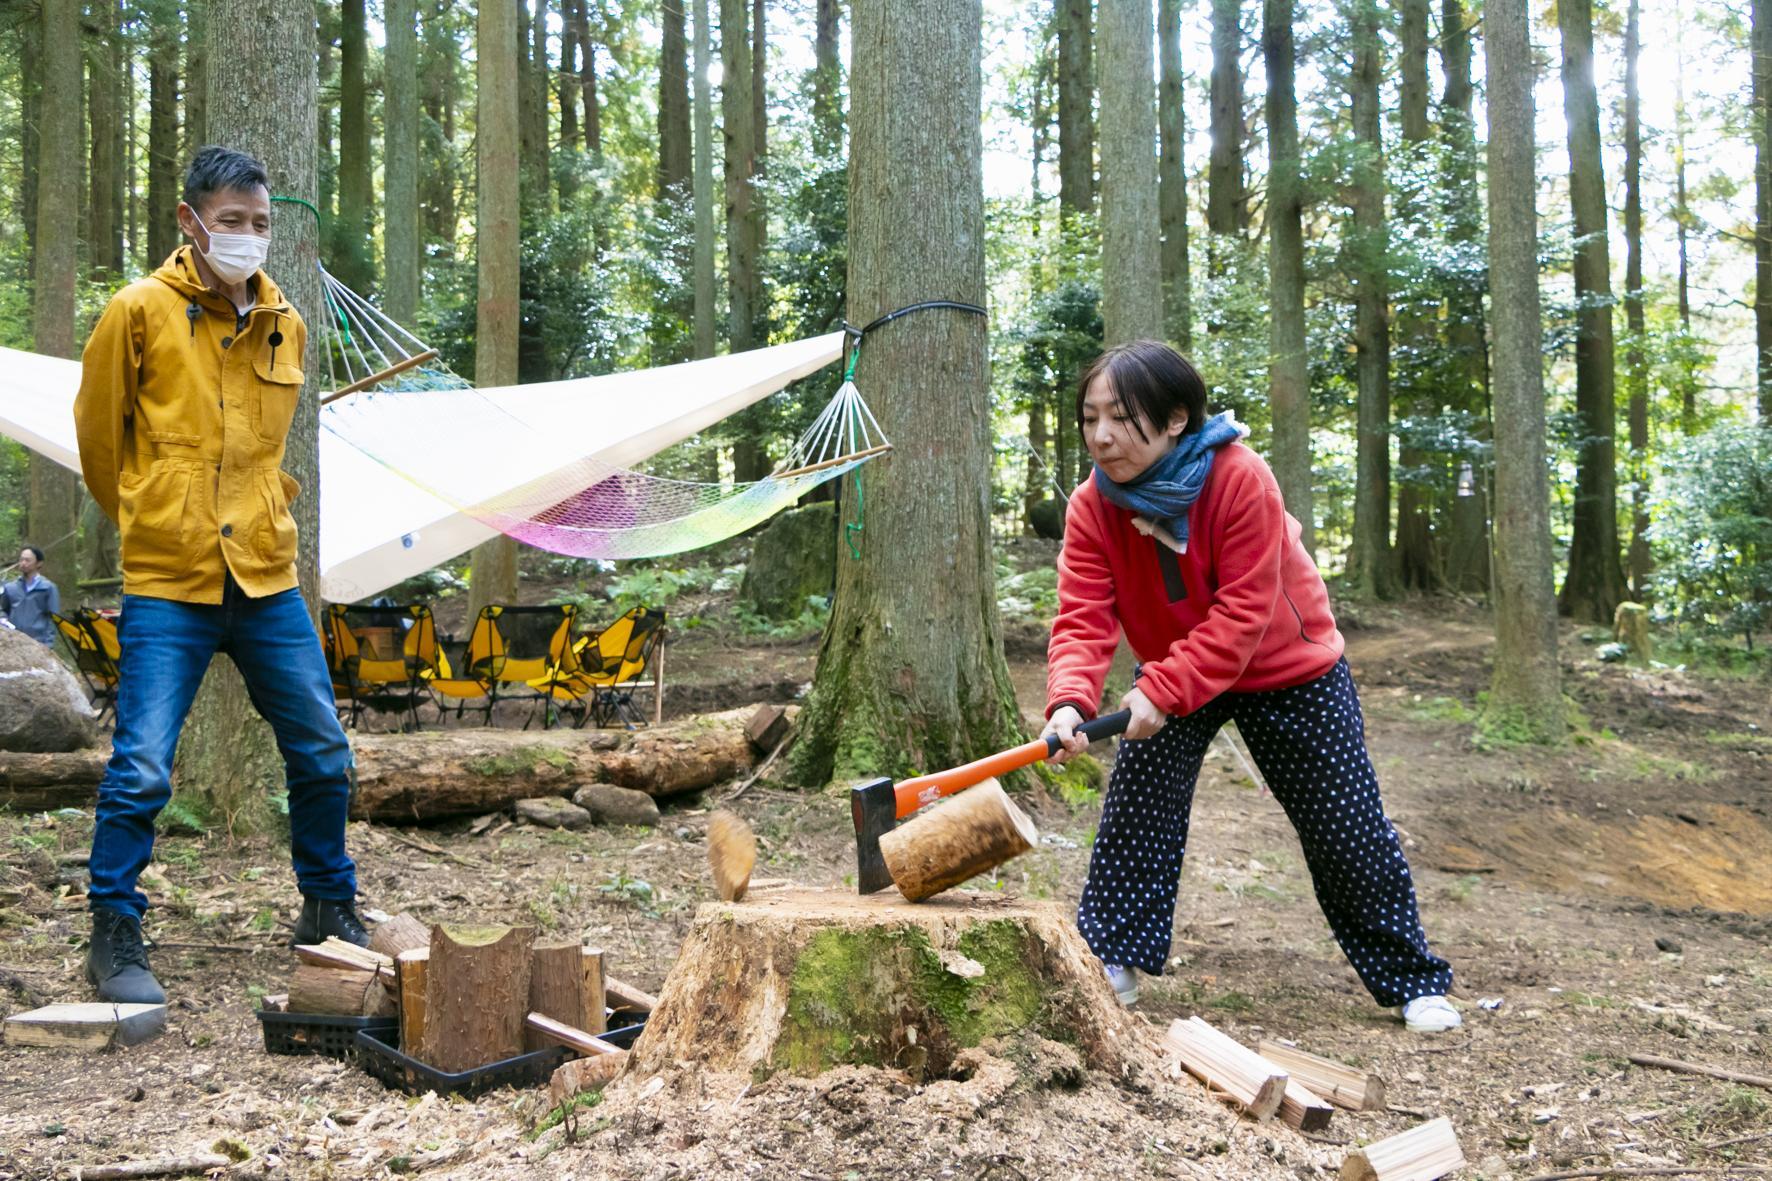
[1,546,61,647]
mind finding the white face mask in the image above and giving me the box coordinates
[191,212,269,285]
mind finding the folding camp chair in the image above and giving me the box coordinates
[479,604,580,729]
[52,609,121,727]
[426,607,502,726]
[326,603,444,730]
[561,606,666,729]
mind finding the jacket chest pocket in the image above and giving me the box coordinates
[251,358,305,445]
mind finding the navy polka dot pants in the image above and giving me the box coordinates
[1077,657,1453,1008]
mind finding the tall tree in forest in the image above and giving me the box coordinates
[1098,0,1162,345]
[693,0,717,359]
[385,0,420,327]
[528,0,551,205]
[1483,0,1563,742]
[31,0,82,578]
[722,0,759,359]
[560,0,580,161]
[337,0,373,288]
[468,0,523,620]
[812,0,842,156]
[87,0,125,277]
[752,0,768,279]
[1264,0,1311,550]
[420,3,461,245]
[185,0,208,151]
[578,2,600,156]
[1623,0,1650,598]
[1343,0,1392,599]
[20,11,41,269]
[1158,0,1189,348]
[790,0,1022,788]
[1056,0,1093,227]
[1393,0,1435,591]
[1755,0,1772,419]
[657,0,693,362]
[146,0,181,265]
[174,0,328,819]
[1439,0,1489,593]
[317,9,337,222]
[1556,0,1627,621]
[1675,7,1697,433]
[1206,0,1245,269]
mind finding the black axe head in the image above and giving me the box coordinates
[850,777,897,895]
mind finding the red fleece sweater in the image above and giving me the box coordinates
[1045,442,1345,720]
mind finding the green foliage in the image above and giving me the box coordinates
[996,564,1058,623]
[597,869,659,917]
[1650,423,1772,651]
[730,595,830,639]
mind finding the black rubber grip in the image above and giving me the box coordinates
[1043,708,1132,756]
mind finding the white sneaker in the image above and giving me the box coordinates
[1401,995,1462,1033]
[1104,963,1139,1007]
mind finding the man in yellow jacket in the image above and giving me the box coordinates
[74,146,368,1005]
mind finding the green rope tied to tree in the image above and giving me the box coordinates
[270,194,352,343]
[837,299,987,560]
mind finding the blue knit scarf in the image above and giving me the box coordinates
[1091,410,1248,551]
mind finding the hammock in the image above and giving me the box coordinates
[315,267,889,563]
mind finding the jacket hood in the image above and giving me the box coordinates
[152,245,290,313]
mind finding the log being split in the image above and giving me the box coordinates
[369,912,431,959]
[526,942,589,1053]
[1339,1116,1465,1181]
[289,963,389,1017]
[1258,1039,1387,1112]
[878,779,1037,902]
[1164,1017,1288,1122]
[605,974,657,1015]
[417,925,535,1073]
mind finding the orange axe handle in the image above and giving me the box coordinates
[892,708,1131,819]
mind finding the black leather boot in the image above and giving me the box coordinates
[86,909,167,1004]
[290,895,370,947]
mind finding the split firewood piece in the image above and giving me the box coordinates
[368,912,431,959]
[1258,1039,1388,1111]
[526,942,588,1053]
[417,924,535,1073]
[524,1011,626,1056]
[1164,1017,1288,1122]
[1338,1116,1465,1181]
[396,949,429,1050]
[605,974,658,1015]
[708,810,757,902]
[294,939,396,984]
[879,778,1037,902]
[581,947,606,1034]
[261,993,289,1013]
[289,963,381,1016]
[549,1051,629,1106]
[2,1003,167,1050]
[743,704,791,753]
[1278,1078,1335,1132]
[66,1153,233,1180]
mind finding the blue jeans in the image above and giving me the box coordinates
[88,580,357,918]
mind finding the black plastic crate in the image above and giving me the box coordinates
[257,1009,398,1061]
[354,1016,648,1098]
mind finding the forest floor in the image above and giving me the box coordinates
[2,543,1770,1181]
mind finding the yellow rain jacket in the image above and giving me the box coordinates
[74,246,309,604]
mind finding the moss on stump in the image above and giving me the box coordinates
[626,889,1138,1083]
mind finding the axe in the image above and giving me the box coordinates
[850,708,1131,894]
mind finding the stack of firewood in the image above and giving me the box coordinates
[276,912,657,1093]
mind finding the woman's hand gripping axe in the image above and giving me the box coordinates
[849,709,1131,894]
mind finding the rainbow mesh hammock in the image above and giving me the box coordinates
[314,267,889,561]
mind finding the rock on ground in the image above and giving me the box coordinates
[0,629,98,753]
[572,783,661,827]
[514,797,593,829]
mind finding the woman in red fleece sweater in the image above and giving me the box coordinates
[1043,341,1458,1032]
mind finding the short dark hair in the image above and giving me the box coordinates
[21,545,44,564]
[183,145,270,213]
[1075,340,1208,443]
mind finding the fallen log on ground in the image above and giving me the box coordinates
[592,707,758,798]
[624,888,1139,1082]
[0,750,109,811]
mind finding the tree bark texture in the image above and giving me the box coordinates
[1623,0,1650,599]
[419,925,535,1072]
[1097,0,1164,346]
[1206,0,1245,259]
[1157,0,1190,349]
[559,0,581,157]
[722,0,759,354]
[1344,0,1392,600]
[338,0,372,290]
[625,891,1141,1082]
[1056,0,1094,223]
[519,0,551,213]
[879,780,1037,902]
[788,0,1023,790]
[693,0,717,359]
[1264,0,1312,554]
[33,0,83,576]
[1556,0,1627,623]
[657,0,693,363]
[468,0,524,623]
[146,5,180,266]
[176,0,327,827]
[1393,0,1436,593]
[1439,0,1490,594]
[183,0,207,152]
[1483,0,1564,742]
[1757,0,1772,420]
[813,0,843,157]
[86,0,125,277]
[1676,9,1697,434]
[579,3,600,156]
[421,4,461,244]
[384,0,421,328]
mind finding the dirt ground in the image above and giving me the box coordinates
[2,573,1770,1180]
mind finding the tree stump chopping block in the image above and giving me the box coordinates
[879,779,1037,901]
[417,924,535,1073]
[624,889,1138,1083]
